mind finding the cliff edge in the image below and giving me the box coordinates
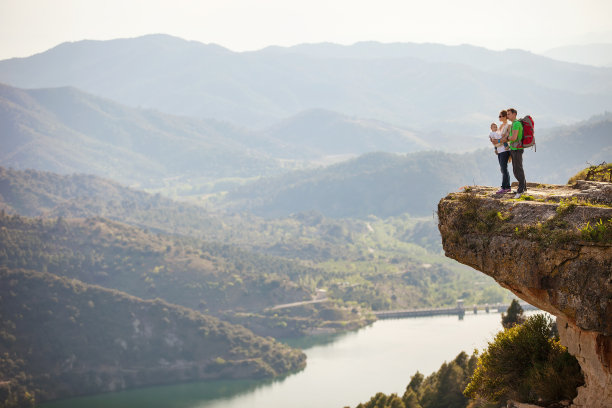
[438,181,612,408]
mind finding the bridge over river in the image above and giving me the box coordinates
[374,300,539,319]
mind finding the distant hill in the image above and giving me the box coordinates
[0,82,282,187]
[0,267,305,405]
[267,41,612,93]
[224,151,487,218]
[0,166,229,237]
[262,109,431,157]
[527,112,612,182]
[541,44,612,67]
[222,113,612,218]
[0,34,610,135]
[2,112,609,222]
[0,83,447,188]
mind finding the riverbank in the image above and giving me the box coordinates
[41,311,525,408]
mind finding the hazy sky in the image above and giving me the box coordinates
[1,0,611,60]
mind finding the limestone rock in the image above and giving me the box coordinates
[437,181,612,408]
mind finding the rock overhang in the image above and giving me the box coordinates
[437,180,612,407]
[437,181,611,334]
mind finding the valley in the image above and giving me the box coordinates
[0,35,610,407]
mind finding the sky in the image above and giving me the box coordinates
[1,0,612,60]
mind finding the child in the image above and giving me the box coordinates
[488,123,508,154]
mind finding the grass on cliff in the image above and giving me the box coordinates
[567,162,612,183]
[448,192,612,246]
[578,218,612,242]
[444,192,513,241]
[515,214,612,246]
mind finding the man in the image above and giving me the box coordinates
[505,108,526,198]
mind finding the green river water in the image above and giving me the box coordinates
[42,312,516,408]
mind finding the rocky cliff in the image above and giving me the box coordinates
[437,181,612,408]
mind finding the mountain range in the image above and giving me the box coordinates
[0,82,284,188]
[4,105,609,224]
[2,78,610,197]
[0,82,446,188]
[1,34,611,136]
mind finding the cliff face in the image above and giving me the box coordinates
[437,181,612,408]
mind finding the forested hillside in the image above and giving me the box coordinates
[0,268,305,406]
[223,151,487,218]
[0,169,509,317]
[0,166,226,235]
[0,212,312,314]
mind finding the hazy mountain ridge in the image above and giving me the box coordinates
[0,35,610,134]
[2,111,610,222]
[542,43,612,67]
[263,109,431,157]
[0,82,286,187]
[531,111,612,180]
[266,41,612,93]
[1,83,447,187]
[223,112,612,218]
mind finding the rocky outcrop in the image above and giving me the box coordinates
[437,181,612,408]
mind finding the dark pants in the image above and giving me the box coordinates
[510,149,526,193]
[498,151,511,189]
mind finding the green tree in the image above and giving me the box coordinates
[501,299,525,329]
[417,352,474,408]
[351,352,477,408]
[402,388,422,408]
[406,371,424,392]
[355,392,405,408]
[464,314,583,405]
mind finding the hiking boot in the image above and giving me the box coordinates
[514,192,523,199]
[496,188,511,194]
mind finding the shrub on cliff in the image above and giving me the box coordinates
[464,314,583,406]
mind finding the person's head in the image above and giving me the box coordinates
[507,108,518,121]
[490,123,498,131]
[499,110,508,122]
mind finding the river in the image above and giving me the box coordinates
[42,311,520,408]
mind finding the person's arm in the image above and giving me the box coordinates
[508,128,518,141]
[507,122,519,141]
[499,124,511,143]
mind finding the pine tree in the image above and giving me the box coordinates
[501,299,525,328]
